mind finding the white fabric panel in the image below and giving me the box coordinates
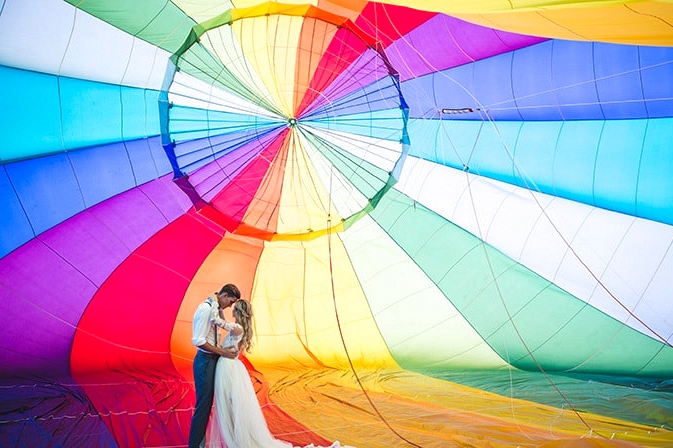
[200,24,277,114]
[0,0,169,89]
[0,0,75,73]
[299,131,372,219]
[396,156,673,344]
[304,125,401,174]
[168,70,281,119]
[340,215,507,369]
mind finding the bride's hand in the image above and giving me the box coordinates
[220,345,239,359]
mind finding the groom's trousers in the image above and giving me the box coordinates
[188,350,219,448]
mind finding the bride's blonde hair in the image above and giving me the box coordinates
[233,299,253,353]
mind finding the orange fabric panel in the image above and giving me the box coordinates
[318,0,368,20]
[259,367,673,448]
[293,18,339,115]
[170,232,264,376]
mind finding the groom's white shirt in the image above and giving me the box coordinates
[192,295,234,352]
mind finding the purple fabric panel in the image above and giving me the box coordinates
[0,175,190,377]
[174,125,283,175]
[191,129,283,202]
[301,49,391,118]
[137,174,193,223]
[0,239,97,377]
[303,77,401,120]
[0,380,117,447]
[174,136,217,170]
[37,175,190,287]
[385,14,547,81]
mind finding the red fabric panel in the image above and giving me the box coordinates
[210,129,290,229]
[296,27,369,117]
[70,209,224,447]
[355,2,436,47]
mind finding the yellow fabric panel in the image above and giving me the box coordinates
[235,14,301,116]
[200,24,276,110]
[170,232,264,375]
[275,131,345,235]
[230,0,319,10]
[261,367,673,448]
[247,236,398,370]
[376,0,673,45]
[454,3,673,45]
[173,0,235,23]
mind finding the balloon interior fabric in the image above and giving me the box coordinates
[1,0,673,447]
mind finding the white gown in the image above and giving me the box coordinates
[209,321,353,448]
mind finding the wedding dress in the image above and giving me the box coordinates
[208,320,353,448]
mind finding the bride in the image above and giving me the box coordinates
[208,299,353,448]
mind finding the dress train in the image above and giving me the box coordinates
[208,355,354,448]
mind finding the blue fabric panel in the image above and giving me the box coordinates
[636,118,673,220]
[433,63,475,115]
[0,66,63,162]
[68,142,137,208]
[121,87,160,139]
[511,121,563,191]
[1,137,173,256]
[168,106,282,143]
[407,117,673,225]
[0,167,35,257]
[468,121,522,183]
[0,66,161,163]
[512,41,560,121]
[640,46,673,118]
[471,52,521,121]
[594,43,648,119]
[402,41,672,121]
[551,42,604,120]
[594,119,646,215]
[406,119,445,163]
[126,136,173,185]
[552,120,603,205]
[60,77,124,149]
[5,154,84,236]
[303,109,404,141]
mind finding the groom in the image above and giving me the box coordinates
[188,283,241,448]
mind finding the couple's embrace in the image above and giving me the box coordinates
[188,284,353,448]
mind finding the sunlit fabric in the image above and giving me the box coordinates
[1,0,672,447]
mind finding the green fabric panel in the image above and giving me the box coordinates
[65,0,195,54]
[300,129,390,201]
[371,188,673,376]
[437,369,673,430]
[176,44,284,116]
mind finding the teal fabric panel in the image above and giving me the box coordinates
[0,66,63,162]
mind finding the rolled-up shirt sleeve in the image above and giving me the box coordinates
[191,302,211,348]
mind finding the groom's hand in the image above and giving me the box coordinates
[220,345,239,359]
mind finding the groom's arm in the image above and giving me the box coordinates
[197,341,239,359]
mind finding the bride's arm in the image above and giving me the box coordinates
[209,302,237,332]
